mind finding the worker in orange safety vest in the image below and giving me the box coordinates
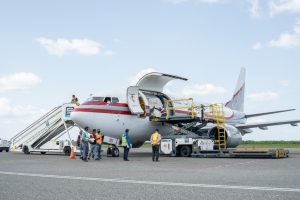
[95,129,103,160]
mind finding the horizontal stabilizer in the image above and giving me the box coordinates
[245,109,296,118]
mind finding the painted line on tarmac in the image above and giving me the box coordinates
[0,171,300,193]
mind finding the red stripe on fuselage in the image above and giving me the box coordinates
[74,108,133,115]
[81,102,129,107]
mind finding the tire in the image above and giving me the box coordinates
[112,148,119,157]
[23,146,30,154]
[107,147,112,155]
[40,152,46,155]
[6,149,9,152]
[0,150,2,152]
[180,145,191,157]
[64,147,71,156]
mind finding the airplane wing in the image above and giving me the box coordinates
[236,119,300,135]
[245,109,296,118]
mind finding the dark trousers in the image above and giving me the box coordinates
[79,144,83,159]
[82,141,89,161]
[123,147,130,160]
[152,145,160,161]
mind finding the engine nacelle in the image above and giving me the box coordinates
[208,124,242,148]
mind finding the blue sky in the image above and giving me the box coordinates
[0,0,300,140]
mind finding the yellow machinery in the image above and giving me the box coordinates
[165,98,196,120]
[209,104,226,149]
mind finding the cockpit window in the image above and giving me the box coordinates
[84,97,105,103]
[111,97,119,103]
[84,96,119,104]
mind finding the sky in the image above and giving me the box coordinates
[0,0,300,141]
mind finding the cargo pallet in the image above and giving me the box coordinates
[191,148,289,159]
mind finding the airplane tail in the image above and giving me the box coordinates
[225,68,246,112]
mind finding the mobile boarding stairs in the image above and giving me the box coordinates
[10,104,77,155]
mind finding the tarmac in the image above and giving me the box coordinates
[0,148,300,200]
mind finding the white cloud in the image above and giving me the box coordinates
[269,33,300,48]
[129,68,158,85]
[279,80,290,87]
[249,0,260,17]
[0,72,41,92]
[247,92,280,102]
[269,0,300,15]
[36,37,102,56]
[269,21,300,48]
[252,42,263,49]
[0,98,44,120]
[182,84,227,97]
[104,51,114,57]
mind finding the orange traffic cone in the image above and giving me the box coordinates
[70,148,75,160]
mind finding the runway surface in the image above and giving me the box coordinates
[0,148,300,200]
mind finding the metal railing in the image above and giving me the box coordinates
[165,98,196,120]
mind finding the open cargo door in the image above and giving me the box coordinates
[136,72,187,93]
[127,86,144,115]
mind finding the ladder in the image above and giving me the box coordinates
[210,104,226,149]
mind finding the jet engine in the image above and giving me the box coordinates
[208,124,243,148]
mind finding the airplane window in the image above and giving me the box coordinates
[92,97,105,102]
[84,97,104,103]
[111,97,119,103]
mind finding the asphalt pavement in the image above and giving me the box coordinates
[0,148,300,200]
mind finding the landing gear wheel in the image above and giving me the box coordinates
[23,146,30,154]
[112,148,119,157]
[180,145,191,157]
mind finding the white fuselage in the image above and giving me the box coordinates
[71,100,246,147]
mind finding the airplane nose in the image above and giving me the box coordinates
[70,110,81,126]
[70,107,92,129]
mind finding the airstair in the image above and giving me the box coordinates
[10,104,77,154]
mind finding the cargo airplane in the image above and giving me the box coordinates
[71,69,300,156]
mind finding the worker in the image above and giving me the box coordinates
[71,95,77,104]
[81,127,89,162]
[159,107,166,117]
[121,129,132,161]
[150,129,161,162]
[95,129,103,160]
[75,97,80,106]
[77,130,83,159]
[88,129,97,160]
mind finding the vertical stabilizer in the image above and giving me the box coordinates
[225,68,245,112]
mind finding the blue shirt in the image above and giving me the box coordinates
[82,131,89,142]
[124,132,132,148]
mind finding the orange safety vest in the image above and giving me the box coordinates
[151,132,161,145]
[96,134,103,144]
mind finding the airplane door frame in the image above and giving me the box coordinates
[127,86,144,115]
